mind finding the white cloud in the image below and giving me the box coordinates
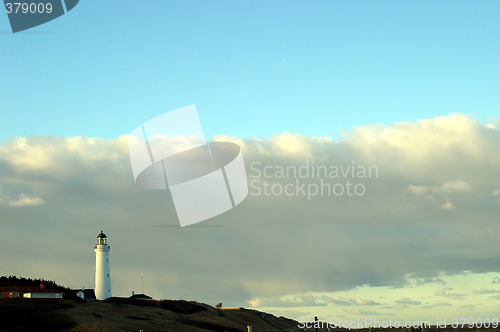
[0,193,46,207]
[408,180,471,210]
[441,201,455,210]
[434,289,465,299]
[439,180,470,194]
[408,185,427,196]
[408,180,470,196]
[351,297,382,306]
[0,113,499,318]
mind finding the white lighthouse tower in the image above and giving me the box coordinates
[94,231,112,300]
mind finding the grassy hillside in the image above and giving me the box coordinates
[0,276,299,331]
[0,297,298,332]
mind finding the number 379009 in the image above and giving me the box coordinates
[5,2,53,14]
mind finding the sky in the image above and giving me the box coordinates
[0,1,498,139]
[1,0,500,325]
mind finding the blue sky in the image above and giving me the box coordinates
[1,0,498,140]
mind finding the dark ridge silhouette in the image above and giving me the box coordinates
[104,296,158,307]
[0,298,77,331]
[160,299,208,314]
[179,318,243,332]
[0,276,298,331]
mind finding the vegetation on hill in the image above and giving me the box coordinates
[0,275,65,290]
[0,297,298,331]
[0,275,81,300]
[0,276,298,331]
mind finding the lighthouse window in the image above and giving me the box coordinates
[106,259,108,262]
[107,274,109,277]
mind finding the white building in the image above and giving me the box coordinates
[0,285,63,299]
[94,231,112,300]
[23,288,63,299]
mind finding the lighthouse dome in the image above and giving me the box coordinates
[97,231,107,238]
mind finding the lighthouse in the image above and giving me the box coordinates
[94,231,112,300]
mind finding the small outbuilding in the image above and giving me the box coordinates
[73,288,96,300]
[129,291,152,300]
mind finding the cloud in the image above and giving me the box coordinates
[413,277,446,286]
[330,298,353,306]
[1,113,500,311]
[408,185,427,196]
[0,193,46,207]
[408,181,471,196]
[249,293,328,308]
[350,297,382,306]
[249,294,382,308]
[408,180,470,210]
[324,296,383,306]
[473,287,499,294]
[441,201,455,210]
[420,302,453,308]
[434,289,465,299]
[395,297,421,306]
[440,180,471,194]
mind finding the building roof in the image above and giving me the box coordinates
[129,293,152,300]
[0,286,63,294]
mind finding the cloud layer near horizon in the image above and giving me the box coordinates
[1,113,499,310]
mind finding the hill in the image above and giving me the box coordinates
[0,276,299,331]
[0,297,298,331]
